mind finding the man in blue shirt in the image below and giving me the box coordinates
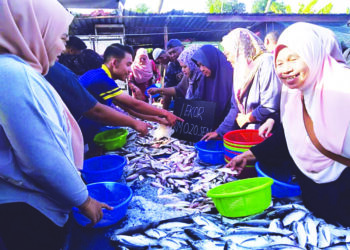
[79,43,182,146]
[45,62,150,137]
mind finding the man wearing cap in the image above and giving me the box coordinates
[161,39,184,109]
[152,48,170,82]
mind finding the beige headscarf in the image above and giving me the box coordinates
[0,0,73,75]
[0,0,84,170]
[222,28,268,113]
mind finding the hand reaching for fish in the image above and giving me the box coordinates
[78,196,113,227]
[201,131,220,141]
[163,112,184,127]
[225,150,256,175]
[133,120,152,136]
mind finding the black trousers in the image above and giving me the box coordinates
[252,125,350,226]
[0,203,67,250]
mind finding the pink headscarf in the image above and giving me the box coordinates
[0,0,84,169]
[276,22,349,180]
[131,48,153,83]
[0,0,73,75]
[221,28,269,113]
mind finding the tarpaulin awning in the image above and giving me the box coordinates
[58,0,125,9]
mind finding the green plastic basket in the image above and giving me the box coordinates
[93,128,128,151]
[207,177,273,218]
[224,142,254,153]
[224,141,254,149]
[224,142,252,153]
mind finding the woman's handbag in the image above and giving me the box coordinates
[302,96,350,167]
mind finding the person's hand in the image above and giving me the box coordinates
[164,112,184,126]
[151,116,169,125]
[224,150,256,175]
[201,131,220,141]
[236,113,251,128]
[133,86,144,101]
[133,120,152,136]
[147,88,160,96]
[259,118,275,139]
[78,196,113,227]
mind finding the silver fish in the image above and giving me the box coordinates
[144,228,167,239]
[292,221,307,249]
[157,222,192,230]
[317,222,332,248]
[282,209,307,227]
[304,215,319,247]
[158,237,187,249]
[111,234,158,247]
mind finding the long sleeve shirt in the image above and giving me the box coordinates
[0,54,88,227]
[216,54,281,137]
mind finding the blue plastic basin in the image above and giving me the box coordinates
[72,182,133,228]
[255,162,301,198]
[81,155,127,184]
[145,83,161,98]
[195,140,225,165]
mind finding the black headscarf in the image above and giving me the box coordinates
[191,45,234,127]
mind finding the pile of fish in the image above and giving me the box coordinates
[108,126,350,249]
[111,204,350,249]
[107,128,237,212]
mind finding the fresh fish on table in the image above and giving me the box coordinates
[111,234,158,248]
[110,125,350,249]
[157,222,193,230]
[144,228,167,239]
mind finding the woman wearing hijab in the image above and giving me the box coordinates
[226,23,350,226]
[0,0,111,249]
[129,48,160,101]
[202,29,281,141]
[147,44,203,100]
[191,44,233,129]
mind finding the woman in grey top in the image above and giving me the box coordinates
[202,28,281,140]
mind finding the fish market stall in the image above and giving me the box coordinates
[66,124,350,250]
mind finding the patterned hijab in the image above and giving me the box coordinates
[0,0,73,75]
[221,28,268,113]
[178,44,203,99]
[177,44,202,79]
[131,48,153,83]
[276,22,349,182]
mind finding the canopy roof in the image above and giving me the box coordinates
[70,11,350,48]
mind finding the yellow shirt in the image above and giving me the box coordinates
[100,64,123,100]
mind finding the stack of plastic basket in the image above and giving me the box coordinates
[223,129,266,178]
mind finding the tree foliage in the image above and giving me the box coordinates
[297,0,333,14]
[207,0,246,14]
[252,0,333,14]
[251,0,286,13]
[134,3,150,13]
